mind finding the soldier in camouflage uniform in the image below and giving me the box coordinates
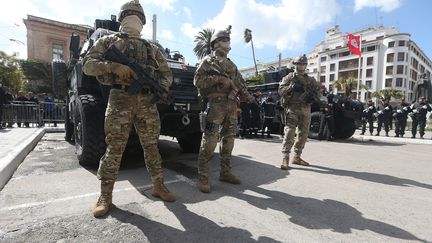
[83,0,176,218]
[194,26,254,193]
[278,55,320,170]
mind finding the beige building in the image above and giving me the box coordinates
[23,15,91,63]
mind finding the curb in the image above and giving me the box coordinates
[0,127,58,190]
[350,135,432,145]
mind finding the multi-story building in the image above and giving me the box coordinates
[239,57,293,80]
[308,25,432,102]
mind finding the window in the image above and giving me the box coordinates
[385,78,393,87]
[386,66,393,75]
[388,41,395,47]
[398,40,405,46]
[387,53,394,62]
[339,51,350,57]
[396,65,404,74]
[366,69,373,77]
[320,66,326,73]
[330,63,335,71]
[52,44,64,60]
[397,52,405,62]
[330,54,336,59]
[320,56,327,62]
[320,76,326,83]
[411,58,419,70]
[366,57,373,65]
[329,74,335,81]
[365,80,372,89]
[366,46,376,52]
[396,78,403,87]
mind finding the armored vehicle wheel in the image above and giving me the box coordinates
[177,132,202,153]
[333,117,356,139]
[74,95,106,167]
[308,111,322,140]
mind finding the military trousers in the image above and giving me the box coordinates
[394,118,407,136]
[281,104,311,159]
[198,97,237,179]
[361,118,374,134]
[97,89,163,182]
[411,117,427,137]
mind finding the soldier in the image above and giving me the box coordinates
[194,26,254,193]
[410,96,432,139]
[360,99,376,135]
[261,92,276,138]
[83,0,176,218]
[278,55,320,170]
[393,98,410,137]
[375,99,393,136]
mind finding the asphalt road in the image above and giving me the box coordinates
[0,133,431,242]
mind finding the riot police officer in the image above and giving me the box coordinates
[261,92,277,138]
[278,55,320,170]
[249,88,262,137]
[375,99,393,136]
[410,96,432,138]
[393,98,410,137]
[360,99,376,135]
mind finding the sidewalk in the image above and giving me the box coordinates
[351,128,432,145]
[0,125,64,190]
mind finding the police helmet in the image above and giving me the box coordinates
[118,0,146,25]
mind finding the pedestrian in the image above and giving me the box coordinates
[261,92,276,138]
[43,94,57,127]
[410,96,432,139]
[393,98,410,137]
[278,54,320,170]
[15,90,30,128]
[83,0,176,218]
[360,99,376,135]
[375,99,392,136]
[249,89,262,137]
[193,26,254,193]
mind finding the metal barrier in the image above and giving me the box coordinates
[1,101,65,127]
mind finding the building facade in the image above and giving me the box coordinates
[239,57,293,79]
[23,15,91,63]
[308,25,432,102]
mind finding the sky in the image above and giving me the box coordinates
[1,0,431,69]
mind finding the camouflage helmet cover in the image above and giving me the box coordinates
[118,0,146,24]
[210,25,232,48]
[292,54,308,65]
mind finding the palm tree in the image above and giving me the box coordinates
[193,28,214,60]
[332,77,368,98]
[244,28,258,76]
[372,88,404,100]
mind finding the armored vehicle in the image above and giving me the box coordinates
[246,81,363,140]
[52,17,202,167]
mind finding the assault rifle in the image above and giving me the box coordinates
[104,44,190,124]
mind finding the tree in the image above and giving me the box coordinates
[193,28,214,60]
[372,88,404,100]
[244,28,258,76]
[246,73,264,86]
[0,51,24,93]
[332,77,368,97]
[20,59,53,94]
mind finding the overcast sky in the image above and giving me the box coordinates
[1,0,431,68]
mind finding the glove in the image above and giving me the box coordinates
[109,63,137,81]
[422,105,427,109]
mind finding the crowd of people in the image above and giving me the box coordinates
[360,96,432,139]
[0,84,60,129]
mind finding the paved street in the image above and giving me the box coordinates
[0,132,431,242]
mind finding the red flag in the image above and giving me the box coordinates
[346,33,362,56]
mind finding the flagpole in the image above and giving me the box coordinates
[356,34,362,100]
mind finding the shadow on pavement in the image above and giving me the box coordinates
[111,202,280,243]
[293,165,432,190]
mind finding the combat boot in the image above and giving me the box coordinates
[219,172,241,184]
[280,157,289,170]
[92,180,114,218]
[152,178,176,202]
[291,155,310,166]
[198,177,211,193]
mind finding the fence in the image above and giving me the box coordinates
[1,101,66,127]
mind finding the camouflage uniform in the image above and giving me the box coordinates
[194,52,252,188]
[84,34,171,182]
[279,70,320,167]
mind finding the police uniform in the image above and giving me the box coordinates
[410,100,432,138]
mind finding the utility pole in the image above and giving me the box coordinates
[152,14,157,42]
[278,53,281,71]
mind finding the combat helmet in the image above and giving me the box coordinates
[211,25,232,49]
[118,0,146,25]
[292,54,308,65]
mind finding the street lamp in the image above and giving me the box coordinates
[9,39,24,45]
